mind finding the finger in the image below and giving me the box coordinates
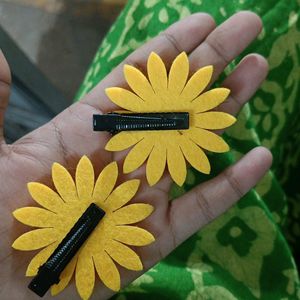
[105,147,272,295]
[189,11,262,80]
[0,50,11,145]
[169,146,272,248]
[82,13,216,111]
[219,53,269,115]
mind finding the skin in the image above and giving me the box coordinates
[0,12,272,300]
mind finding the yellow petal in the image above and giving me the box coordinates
[106,179,140,211]
[146,142,166,186]
[105,131,144,151]
[123,138,154,174]
[191,88,230,112]
[75,254,95,300]
[147,52,167,95]
[94,251,120,292]
[114,226,155,246]
[194,112,236,129]
[27,182,64,213]
[113,203,154,225]
[168,52,189,96]
[105,87,148,112]
[51,255,77,296]
[12,228,57,251]
[76,156,94,201]
[13,207,56,228]
[93,162,118,205]
[185,128,229,153]
[181,65,213,101]
[180,137,211,174]
[106,240,143,271]
[52,163,78,203]
[167,142,186,186]
[124,64,155,101]
[26,242,58,276]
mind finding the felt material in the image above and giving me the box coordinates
[52,163,79,203]
[105,179,140,211]
[146,140,166,186]
[105,131,144,151]
[12,156,155,300]
[112,204,154,225]
[124,65,155,101]
[185,128,229,153]
[168,52,189,95]
[76,156,94,201]
[113,225,155,246]
[191,88,230,113]
[167,141,187,187]
[123,138,153,173]
[94,251,120,292]
[181,65,213,101]
[193,112,236,130]
[104,52,235,186]
[93,161,118,203]
[106,87,146,112]
[13,207,56,228]
[27,182,63,213]
[147,52,168,95]
[105,240,143,271]
[12,228,57,251]
[76,254,95,300]
[180,137,211,174]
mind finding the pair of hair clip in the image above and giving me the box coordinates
[12,52,235,299]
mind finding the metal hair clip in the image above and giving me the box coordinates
[28,203,105,297]
[93,112,189,134]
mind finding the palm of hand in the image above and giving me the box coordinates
[0,12,271,300]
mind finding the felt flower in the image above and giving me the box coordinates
[105,52,236,186]
[12,156,155,300]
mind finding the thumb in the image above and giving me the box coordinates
[0,49,11,146]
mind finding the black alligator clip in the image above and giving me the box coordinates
[28,203,105,297]
[93,112,189,134]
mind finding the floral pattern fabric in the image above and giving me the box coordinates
[76,1,300,299]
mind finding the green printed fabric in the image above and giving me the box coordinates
[76,1,300,299]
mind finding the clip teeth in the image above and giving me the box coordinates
[93,112,189,133]
[28,203,105,297]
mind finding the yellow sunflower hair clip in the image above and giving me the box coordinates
[12,156,155,300]
[94,52,236,186]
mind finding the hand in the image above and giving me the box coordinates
[0,12,271,300]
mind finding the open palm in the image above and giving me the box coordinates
[0,12,272,300]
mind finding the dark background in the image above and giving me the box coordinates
[0,0,125,102]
